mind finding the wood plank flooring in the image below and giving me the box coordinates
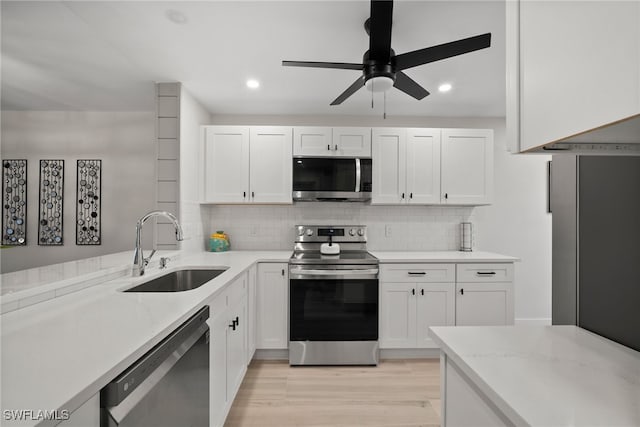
[225,359,441,427]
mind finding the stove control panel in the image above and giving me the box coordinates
[295,225,367,243]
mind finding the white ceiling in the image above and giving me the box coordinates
[1,1,506,117]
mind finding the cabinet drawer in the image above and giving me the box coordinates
[456,263,513,283]
[381,264,455,283]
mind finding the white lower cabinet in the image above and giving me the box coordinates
[256,263,288,349]
[380,262,515,349]
[246,263,257,363]
[379,264,455,349]
[209,274,248,427]
[455,264,514,326]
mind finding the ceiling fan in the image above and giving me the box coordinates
[282,0,491,106]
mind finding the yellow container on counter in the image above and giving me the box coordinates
[209,231,230,252]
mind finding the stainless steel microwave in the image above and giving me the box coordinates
[292,157,372,202]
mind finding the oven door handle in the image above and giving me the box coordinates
[289,267,378,280]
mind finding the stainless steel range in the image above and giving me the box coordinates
[289,225,379,366]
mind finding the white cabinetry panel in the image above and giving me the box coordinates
[203,126,249,203]
[293,127,332,156]
[332,127,371,157]
[441,129,493,205]
[372,128,406,204]
[249,127,292,203]
[257,263,288,349]
[406,128,441,204]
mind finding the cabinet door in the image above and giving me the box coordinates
[416,283,455,348]
[371,128,406,204]
[406,128,441,204]
[256,263,288,349]
[249,127,293,204]
[208,295,229,426]
[246,264,257,364]
[293,127,333,156]
[203,126,250,203]
[455,283,514,326]
[441,129,493,205]
[379,282,417,348]
[333,127,372,157]
[516,1,639,152]
[227,294,247,400]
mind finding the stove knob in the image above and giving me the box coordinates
[306,229,314,236]
[298,228,305,236]
[349,228,356,236]
[357,228,365,236]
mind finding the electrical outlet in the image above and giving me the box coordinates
[249,225,259,237]
[385,224,392,237]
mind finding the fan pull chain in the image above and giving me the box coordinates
[383,90,387,120]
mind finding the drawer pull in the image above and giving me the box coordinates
[476,271,496,276]
[408,272,426,276]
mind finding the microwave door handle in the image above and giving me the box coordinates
[355,158,361,193]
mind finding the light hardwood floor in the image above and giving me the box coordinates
[225,359,441,427]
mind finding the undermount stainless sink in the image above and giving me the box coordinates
[124,268,228,292]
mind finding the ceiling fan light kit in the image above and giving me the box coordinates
[282,0,491,106]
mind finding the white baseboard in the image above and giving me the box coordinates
[515,318,552,326]
[254,349,288,360]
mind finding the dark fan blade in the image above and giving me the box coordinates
[282,61,363,70]
[330,76,366,105]
[393,71,429,100]
[394,33,491,71]
[369,0,393,62]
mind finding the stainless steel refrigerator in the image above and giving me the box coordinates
[551,155,640,352]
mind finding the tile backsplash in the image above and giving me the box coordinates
[203,203,476,251]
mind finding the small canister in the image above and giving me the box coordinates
[460,222,473,252]
[209,231,230,252]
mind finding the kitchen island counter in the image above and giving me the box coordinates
[429,325,640,426]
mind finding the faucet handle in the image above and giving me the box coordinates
[144,249,157,266]
[159,257,170,269]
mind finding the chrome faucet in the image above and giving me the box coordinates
[132,210,184,276]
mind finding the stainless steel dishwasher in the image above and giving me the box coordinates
[101,306,209,427]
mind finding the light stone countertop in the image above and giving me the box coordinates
[429,325,640,427]
[0,248,517,427]
[370,250,519,263]
[0,250,291,427]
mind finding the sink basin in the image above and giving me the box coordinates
[124,268,228,292]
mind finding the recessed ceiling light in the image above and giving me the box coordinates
[246,79,260,89]
[438,83,452,93]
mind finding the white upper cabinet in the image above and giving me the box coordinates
[292,127,332,156]
[406,128,441,204]
[203,126,249,203]
[372,128,441,205]
[249,127,293,204]
[293,126,371,157]
[507,1,640,153]
[372,128,406,204]
[332,127,372,157]
[441,129,493,205]
[202,126,292,204]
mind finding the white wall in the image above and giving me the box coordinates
[205,115,552,323]
[178,87,211,252]
[0,111,156,273]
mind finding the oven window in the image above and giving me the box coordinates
[290,279,378,341]
[293,158,372,192]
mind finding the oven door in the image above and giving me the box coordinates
[289,267,378,342]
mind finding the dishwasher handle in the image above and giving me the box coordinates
[101,306,209,408]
